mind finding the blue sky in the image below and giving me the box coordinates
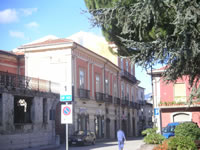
[0,0,152,95]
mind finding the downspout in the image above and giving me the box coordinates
[150,66,155,127]
[71,43,78,133]
[103,60,108,138]
[117,71,121,129]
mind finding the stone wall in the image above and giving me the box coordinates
[0,91,59,150]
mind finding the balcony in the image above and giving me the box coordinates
[114,97,120,105]
[158,100,200,108]
[78,88,90,99]
[121,97,129,106]
[95,92,105,103]
[135,102,140,109]
[120,70,137,84]
[0,71,60,94]
[104,94,112,104]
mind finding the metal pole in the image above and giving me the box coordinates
[66,124,68,150]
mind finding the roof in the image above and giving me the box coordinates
[0,49,17,57]
[22,38,73,48]
[18,38,121,71]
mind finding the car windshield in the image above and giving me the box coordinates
[163,125,176,133]
[73,131,86,136]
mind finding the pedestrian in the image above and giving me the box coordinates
[117,129,126,150]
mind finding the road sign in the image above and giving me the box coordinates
[154,108,159,116]
[61,104,73,124]
[60,84,72,102]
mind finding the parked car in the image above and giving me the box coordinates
[162,121,199,139]
[69,130,96,146]
[162,122,180,139]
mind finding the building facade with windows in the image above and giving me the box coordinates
[0,35,147,149]
[151,67,200,133]
[17,38,145,140]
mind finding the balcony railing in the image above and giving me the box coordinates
[0,71,60,94]
[95,92,105,103]
[78,88,90,99]
[104,94,112,103]
[114,97,120,105]
[121,97,129,106]
[120,70,137,84]
[135,102,140,109]
[130,102,135,108]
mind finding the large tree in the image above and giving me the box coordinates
[85,0,200,99]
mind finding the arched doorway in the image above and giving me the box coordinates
[94,115,104,138]
[77,113,89,131]
[132,117,135,136]
[122,119,127,136]
[173,113,191,122]
[106,118,110,138]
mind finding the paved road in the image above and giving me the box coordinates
[57,137,144,150]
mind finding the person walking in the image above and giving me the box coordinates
[117,129,126,150]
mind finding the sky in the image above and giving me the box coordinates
[0,0,152,95]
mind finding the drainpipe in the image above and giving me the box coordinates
[71,44,77,133]
[151,66,155,127]
[103,60,108,138]
[117,71,121,130]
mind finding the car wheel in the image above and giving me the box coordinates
[92,139,95,145]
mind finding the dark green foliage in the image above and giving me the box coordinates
[142,128,165,144]
[168,136,197,150]
[174,122,200,140]
[84,0,200,99]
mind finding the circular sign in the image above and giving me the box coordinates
[63,106,71,115]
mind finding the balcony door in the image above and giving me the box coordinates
[79,68,85,89]
[96,74,100,92]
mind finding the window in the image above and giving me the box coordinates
[79,68,85,89]
[43,98,48,123]
[105,79,109,94]
[126,60,129,72]
[174,83,186,102]
[14,96,32,124]
[141,92,143,100]
[113,82,117,97]
[121,83,124,98]
[132,87,134,102]
[96,74,100,92]
[121,58,123,70]
[131,64,134,75]
[126,84,129,100]
[0,94,2,125]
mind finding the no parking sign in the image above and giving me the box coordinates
[61,104,73,124]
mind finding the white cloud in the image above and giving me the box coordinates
[20,8,38,16]
[9,30,25,39]
[26,21,39,28]
[0,9,18,23]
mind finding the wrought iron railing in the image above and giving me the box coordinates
[114,97,120,105]
[104,94,112,103]
[0,71,60,94]
[95,92,105,102]
[78,88,90,99]
[120,70,137,84]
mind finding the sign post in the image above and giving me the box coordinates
[60,84,73,150]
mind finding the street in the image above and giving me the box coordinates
[57,138,144,150]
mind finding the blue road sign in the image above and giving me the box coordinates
[61,104,73,124]
[154,108,159,116]
[60,95,72,102]
[63,106,71,115]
